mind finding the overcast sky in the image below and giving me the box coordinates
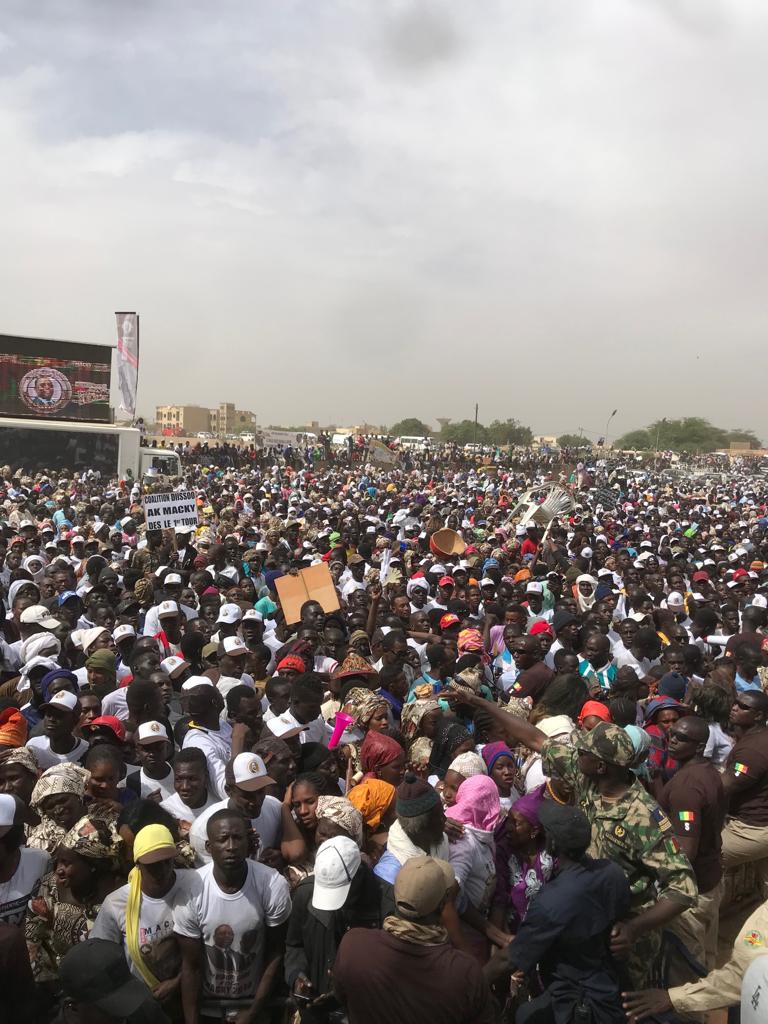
[1,0,765,441]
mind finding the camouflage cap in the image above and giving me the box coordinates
[580,721,635,767]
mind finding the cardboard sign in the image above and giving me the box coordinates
[368,439,399,466]
[143,490,199,531]
[275,562,341,625]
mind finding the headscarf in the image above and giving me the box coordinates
[448,775,501,833]
[642,696,683,726]
[8,579,39,608]
[577,700,612,726]
[575,574,599,613]
[85,649,117,686]
[20,633,61,666]
[31,762,90,809]
[447,666,484,697]
[359,731,404,781]
[0,746,39,775]
[22,555,47,582]
[510,784,546,828]
[40,668,79,704]
[624,725,652,761]
[344,687,388,729]
[457,628,484,655]
[134,579,154,604]
[0,707,27,748]
[482,741,516,775]
[448,751,487,779]
[17,655,60,694]
[334,652,378,681]
[428,718,472,779]
[60,813,121,868]
[315,795,364,848]
[347,780,396,830]
[400,699,440,743]
[126,825,176,989]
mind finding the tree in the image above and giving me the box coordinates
[439,419,489,444]
[389,418,432,437]
[556,433,590,448]
[487,419,534,446]
[614,418,763,452]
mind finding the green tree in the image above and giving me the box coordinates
[439,419,489,444]
[487,419,534,446]
[615,418,763,452]
[556,433,590,447]
[613,429,653,450]
[389,418,432,437]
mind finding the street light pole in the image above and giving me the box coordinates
[604,409,618,448]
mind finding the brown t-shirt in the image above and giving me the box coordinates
[724,727,768,827]
[510,661,554,702]
[661,759,726,892]
[334,927,495,1024]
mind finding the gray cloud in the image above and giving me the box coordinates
[0,0,766,441]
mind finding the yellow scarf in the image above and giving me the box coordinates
[125,866,161,990]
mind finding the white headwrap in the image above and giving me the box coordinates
[17,654,60,693]
[20,632,61,666]
[575,574,599,613]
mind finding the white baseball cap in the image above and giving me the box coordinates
[164,573,182,585]
[113,624,136,644]
[666,591,685,609]
[580,547,593,559]
[267,715,308,740]
[223,636,248,657]
[157,600,179,619]
[41,689,78,712]
[242,609,263,622]
[136,721,169,745]
[20,605,61,629]
[181,675,215,692]
[217,603,243,625]
[231,752,275,792]
[525,582,543,595]
[750,595,768,609]
[0,793,17,838]
[161,655,190,678]
[312,836,361,911]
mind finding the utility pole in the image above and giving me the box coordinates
[473,403,479,447]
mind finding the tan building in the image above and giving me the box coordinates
[155,405,211,434]
[210,403,256,435]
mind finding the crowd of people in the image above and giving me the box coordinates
[0,450,767,1023]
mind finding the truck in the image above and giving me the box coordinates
[0,417,181,481]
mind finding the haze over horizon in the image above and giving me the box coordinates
[1,1,766,442]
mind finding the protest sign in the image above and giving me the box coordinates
[275,563,341,625]
[143,490,199,531]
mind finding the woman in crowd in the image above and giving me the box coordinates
[440,751,487,808]
[481,741,520,812]
[427,717,474,782]
[490,785,553,934]
[347,778,396,862]
[358,730,407,786]
[27,763,90,853]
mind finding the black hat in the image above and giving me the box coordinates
[539,801,591,856]
[59,939,154,1016]
[397,772,441,817]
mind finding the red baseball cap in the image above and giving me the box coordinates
[529,621,554,637]
[438,575,455,588]
[86,716,126,741]
[439,613,461,630]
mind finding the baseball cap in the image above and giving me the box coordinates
[0,793,17,839]
[20,605,60,629]
[439,613,460,630]
[526,581,544,595]
[312,836,361,912]
[133,824,177,864]
[666,591,685,609]
[579,721,635,767]
[113,624,136,644]
[40,690,79,713]
[438,575,455,588]
[181,675,215,692]
[223,636,248,657]
[86,716,126,741]
[266,716,308,740]
[242,609,263,622]
[164,573,182,585]
[59,939,155,1018]
[231,752,275,791]
[57,590,80,606]
[136,721,169,745]
[393,855,455,919]
[157,600,179,619]
[217,603,243,625]
[160,655,190,678]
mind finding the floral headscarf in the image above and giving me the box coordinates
[400,699,440,743]
[60,814,121,868]
[315,796,364,848]
[31,763,90,809]
[344,687,388,729]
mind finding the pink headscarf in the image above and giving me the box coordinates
[448,774,501,833]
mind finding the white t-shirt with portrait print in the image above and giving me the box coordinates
[0,847,50,926]
[173,859,291,1001]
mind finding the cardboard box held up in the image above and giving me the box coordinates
[274,563,341,625]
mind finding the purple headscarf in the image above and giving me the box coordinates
[482,741,515,775]
[510,784,546,828]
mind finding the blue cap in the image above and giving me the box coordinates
[58,591,80,605]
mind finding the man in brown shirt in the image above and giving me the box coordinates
[661,714,726,976]
[507,635,554,702]
[721,691,768,899]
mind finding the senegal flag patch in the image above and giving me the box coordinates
[734,762,749,776]
[678,811,695,832]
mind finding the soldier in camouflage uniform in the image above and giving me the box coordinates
[464,698,698,989]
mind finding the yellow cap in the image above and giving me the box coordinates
[133,824,177,865]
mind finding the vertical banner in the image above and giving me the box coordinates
[115,312,139,417]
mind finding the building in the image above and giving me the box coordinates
[155,403,257,436]
[155,405,212,435]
